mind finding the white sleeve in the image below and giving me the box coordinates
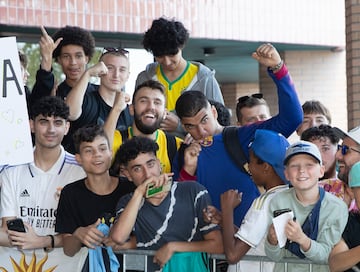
[234,197,271,248]
[0,169,18,218]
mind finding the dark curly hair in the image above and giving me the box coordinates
[301,124,339,145]
[52,25,95,60]
[73,124,109,154]
[113,137,159,168]
[142,17,189,57]
[30,96,69,120]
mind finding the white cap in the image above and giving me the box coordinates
[284,140,322,165]
[333,126,360,145]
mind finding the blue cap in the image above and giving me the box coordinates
[250,129,289,183]
[284,140,322,165]
[349,161,360,188]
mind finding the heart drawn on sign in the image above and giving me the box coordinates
[1,109,14,123]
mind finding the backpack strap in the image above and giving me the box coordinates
[222,126,250,176]
[285,187,325,258]
[165,133,177,168]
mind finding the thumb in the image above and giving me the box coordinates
[93,218,101,227]
[251,52,260,61]
[54,37,63,48]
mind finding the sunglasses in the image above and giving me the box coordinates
[237,93,263,104]
[101,47,129,57]
[337,144,360,155]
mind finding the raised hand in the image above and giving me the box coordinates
[160,111,180,133]
[39,26,63,71]
[252,43,282,69]
[203,205,222,225]
[221,189,243,211]
[87,61,108,77]
[183,142,202,176]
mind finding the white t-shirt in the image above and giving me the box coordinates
[0,146,88,271]
[0,146,86,234]
[228,185,289,272]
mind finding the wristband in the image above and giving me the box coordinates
[44,234,54,252]
[269,60,283,72]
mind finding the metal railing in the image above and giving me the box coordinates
[115,249,329,272]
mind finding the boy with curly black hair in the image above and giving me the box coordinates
[135,17,224,137]
[30,25,96,102]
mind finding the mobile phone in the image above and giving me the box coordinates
[145,177,172,198]
[273,208,292,218]
[6,218,26,232]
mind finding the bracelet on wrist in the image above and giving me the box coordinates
[269,60,284,72]
[44,234,54,252]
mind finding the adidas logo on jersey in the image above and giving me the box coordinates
[20,189,30,197]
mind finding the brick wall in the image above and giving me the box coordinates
[346,0,360,130]
[258,50,347,132]
[0,0,344,47]
[221,49,347,133]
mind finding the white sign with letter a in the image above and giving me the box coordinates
[0,36,33,166]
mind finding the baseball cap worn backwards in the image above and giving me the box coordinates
[284,140,322,165]
[249,129,289,183]
[333,126,360,145]
[349,161,360,188]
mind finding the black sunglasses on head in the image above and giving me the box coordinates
[101,47,129,57]
[237,93,263,104]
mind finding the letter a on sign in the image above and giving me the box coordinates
[0,37,33,166]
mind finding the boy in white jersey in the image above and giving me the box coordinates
[0,96,87,270]
[204,129,290,272]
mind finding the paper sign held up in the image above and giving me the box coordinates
[0,36,33,166]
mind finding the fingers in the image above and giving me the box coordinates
[88,62,108,77]
[93,218,101,226]
[184,133,194,145]
[256,43,275,58]
[84,229,105,248]
[40,25,48,36]
[124,92,131,103]
[185,142,202,157]
[54,37,63,48]
[153,256,164,269]
[222,189,242,200]
[84,234,104,248]
[203,205,221,224]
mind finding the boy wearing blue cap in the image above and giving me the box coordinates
[329,161,360,272]
[265,140,348,272]
[205,129,290,272]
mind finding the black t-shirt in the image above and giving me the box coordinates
[55,178,135,234]
[342,212,360,272]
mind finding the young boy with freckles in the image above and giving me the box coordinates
[265,141,348,272]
